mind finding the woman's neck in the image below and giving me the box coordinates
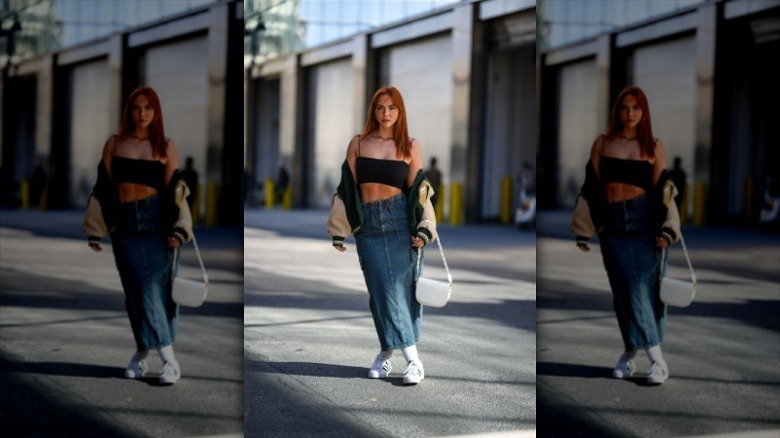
[621,128,637,140]
[133,128,150,140]
[375,127,394,140]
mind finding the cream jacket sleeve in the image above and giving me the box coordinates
[172,180,194,244]
[83,193,109,243]
[327,192,351,247]
[415,180,438,244]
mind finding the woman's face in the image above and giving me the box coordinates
[374,94,398,129]
[619,95,643,131]
[131,95,155,130]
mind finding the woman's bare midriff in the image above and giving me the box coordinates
[360,183,402,203]
[606,182,645,204]
[118,183,158,203]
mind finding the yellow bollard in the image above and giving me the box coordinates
[21,178,30,209]
[206,181,219,226]
[450,182,464,226]
[434,183,445,222]
[694,181,708,226]
[265,178,275,210]
[500,176,512,224]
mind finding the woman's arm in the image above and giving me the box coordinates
[407,139,426,249]
[406,138,423,189]
[164,139,180,186]
[652,138,668,186]
[589,135,604,180]
[332,136,360,252]
[102,135,116,178]
[164,139,181,248]
[653,139,670,248]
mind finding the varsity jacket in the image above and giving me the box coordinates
[571,159,681,245]
[327,159,437,247]
[83,159,194,245]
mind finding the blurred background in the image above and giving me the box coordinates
[537,0,780,229]
[0,0,244,226]
[244,0,536,225]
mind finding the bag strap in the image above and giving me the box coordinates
[415,233,452,284]
[679,234,696,285]
[185,234,209,285]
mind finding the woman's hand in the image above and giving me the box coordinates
[576,242,591,252]
[89,242,102,252]
[168,237,182,248]
[334,244,346,252]
[411,236,425,249]
[655,236,669,249]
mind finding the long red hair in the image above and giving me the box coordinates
[605,86,656,158]
[118,85,168,159]
[360,86,411,159]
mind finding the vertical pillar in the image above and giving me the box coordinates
[107,35,123,133]
[205,3,228,225]
[451,3,475,225]
[352,34,369,134]
[694,4,717,225]
[595,34,611,133]
[279,54,302,206]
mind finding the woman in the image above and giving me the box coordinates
[572,86,681,385]
[327,86,437,385]
[84,85,193,385]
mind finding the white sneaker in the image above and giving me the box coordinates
[612,354,637,379]
[403,359,424,385]
[159,360,181,385]
[125,354,149,379]
[647,360,668,385]
[368,355,392,379]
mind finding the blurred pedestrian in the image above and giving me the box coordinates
[275,164,289,206]
[426,156,442,209]
[30,161,48,208]
[327,86,437,385]
[180,156,198,211]
[571,86,682,385]
[83,85,194,385]
[668,156,686,209]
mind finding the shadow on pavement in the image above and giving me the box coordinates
[538,276,780,334]
[1,265,242,319]
[0,353,138,437]
[537,362,611,379]
[252,361,366,379]
[245,359,387,438]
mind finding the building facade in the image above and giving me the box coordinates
[246,0,536,224]
[1,0,244,225]
[538,0,780,226]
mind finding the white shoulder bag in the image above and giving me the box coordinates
[660,234,696,307]
[172,235,209,307]
[415,234,453,308]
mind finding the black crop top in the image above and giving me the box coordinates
[112,156,166,190]
[355,136,410,189]
[600,156,653,190]
[356,157,409,189]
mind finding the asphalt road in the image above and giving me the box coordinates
[244,208,537,438]
[536,210,780,438]
[0,209,244,437]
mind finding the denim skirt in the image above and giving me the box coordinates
[599,194,667,351]
[111,194,178,351]
[354,193,422,351]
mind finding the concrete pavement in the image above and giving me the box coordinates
[244,208,536,437]
[536,210,780,437]
[0,209,244,437]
